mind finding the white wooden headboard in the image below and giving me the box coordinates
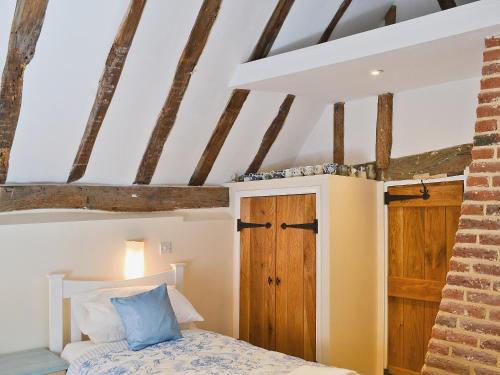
[47,263,186,353]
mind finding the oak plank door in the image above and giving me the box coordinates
[387,181,463,375]
[239,194,316,361]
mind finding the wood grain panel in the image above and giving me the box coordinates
[276,194,316,360]
[388,277,444,303]
[425,207,447,282]
[388,296,404,368]
[389,207,404,278]
[403,207,425,279]
[403,299,425,371]
[239,197,251,342]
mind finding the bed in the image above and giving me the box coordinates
[48,264,357,375]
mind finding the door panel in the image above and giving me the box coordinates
[276,194,316,361]
[387,181,463,375]
[239,196,276,350]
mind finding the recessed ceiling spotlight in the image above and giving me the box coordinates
[370,69,384,76]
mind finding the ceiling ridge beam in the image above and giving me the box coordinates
[134,0,222,185]
[67,0,147,183]
[0,184,229,212]
[188,0,295,186]
[0,0,49,184]
[245,0,353,175]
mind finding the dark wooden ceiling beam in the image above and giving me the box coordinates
[0,0,48,184]
[0,184,228,212]
[437,0,457,10]
[245,1,353,174]
[188,0,295,186]
[375,93,394,170]
[134,0,222,185]
[385,5,397,26]
[333,102,345,164]
[67,0,147,183]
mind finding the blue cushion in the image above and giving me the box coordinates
[110,283,181,350]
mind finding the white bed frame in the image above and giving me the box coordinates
[47,263,186,353]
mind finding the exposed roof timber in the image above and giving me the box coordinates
[333,102,345,165]
[0,0,48,184]
[188,0,295,186]
[245,0,353,174]
[318,0,353,44]
[134,0,222,185]
[67,0,147,183]
[375,93,393,170]
[438,0,457,10]
[0,184,229,213]
[385,5,396,26]
[246,94,295,174]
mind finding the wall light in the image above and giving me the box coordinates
[370,69,384,76]
[124,240,145,279]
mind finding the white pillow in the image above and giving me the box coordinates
[72,285,203,343]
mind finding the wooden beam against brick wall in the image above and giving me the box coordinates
[375,93,393,170]
[245,1,353,175]
[333,102,345,164]
[67,0,146,183]
[0,0,48,184]
[188,0,295,186]
[0,185,229,213]
[437,0,457,10]
[384,5,396,26]
[134,0,221,185]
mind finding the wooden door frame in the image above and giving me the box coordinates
[233,185,323,361]
[382,174,466,370]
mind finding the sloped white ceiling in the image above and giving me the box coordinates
[0,0,477,185]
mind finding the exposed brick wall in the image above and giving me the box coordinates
[422,36,500,375]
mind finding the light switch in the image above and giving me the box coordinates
[159,241,173,255]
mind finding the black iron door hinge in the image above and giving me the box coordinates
[237,219,272,232]
[280,219,318,234]
[384,180,430,205]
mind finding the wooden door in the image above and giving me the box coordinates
[387,181,463,375]
[239,196,277,350]
[276,194,316,361]
[239,194,316,360]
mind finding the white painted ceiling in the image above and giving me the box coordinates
[0,0,477,185]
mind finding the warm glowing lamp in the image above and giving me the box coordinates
[124,240,144,279]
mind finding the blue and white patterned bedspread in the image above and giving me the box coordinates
[68,330,321,375]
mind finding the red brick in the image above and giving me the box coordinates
[450,259,470,272]
[480,234,500,246]
[440,301,486,319]
[456,233,478,244]
[428,341,450,355]
[483,63,500,76]
[477,105,500,118]
[452,346,497,366]
[432,326,448,340]
[495,281,500,291]
[461,319,500,336]
[426,355,469,375]
[475,367,500,375]
[479,91,500,105]
[472,149,495,161]
[491,310,500,321]
[468,176,491,187]
[447,275,491,290]
[481,76,500,89]
[436,313,457,328]
[467,292,500,306]
[453,247,497,261]
[486,204,500,216]
[476,119,498,132]
[442,287,465,301]
[459,218,500,230]
[486,37,500,49]
[484,49,500,63]
[466,190,500,202]
[481,338,500,352]
[493,176,500,187]
[474,263,500,276]
[470,161,500,173]
[462,204,485,215]
[446,330,480,346]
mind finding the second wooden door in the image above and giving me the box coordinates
[387,181,463,375]
[239,194,316,361]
